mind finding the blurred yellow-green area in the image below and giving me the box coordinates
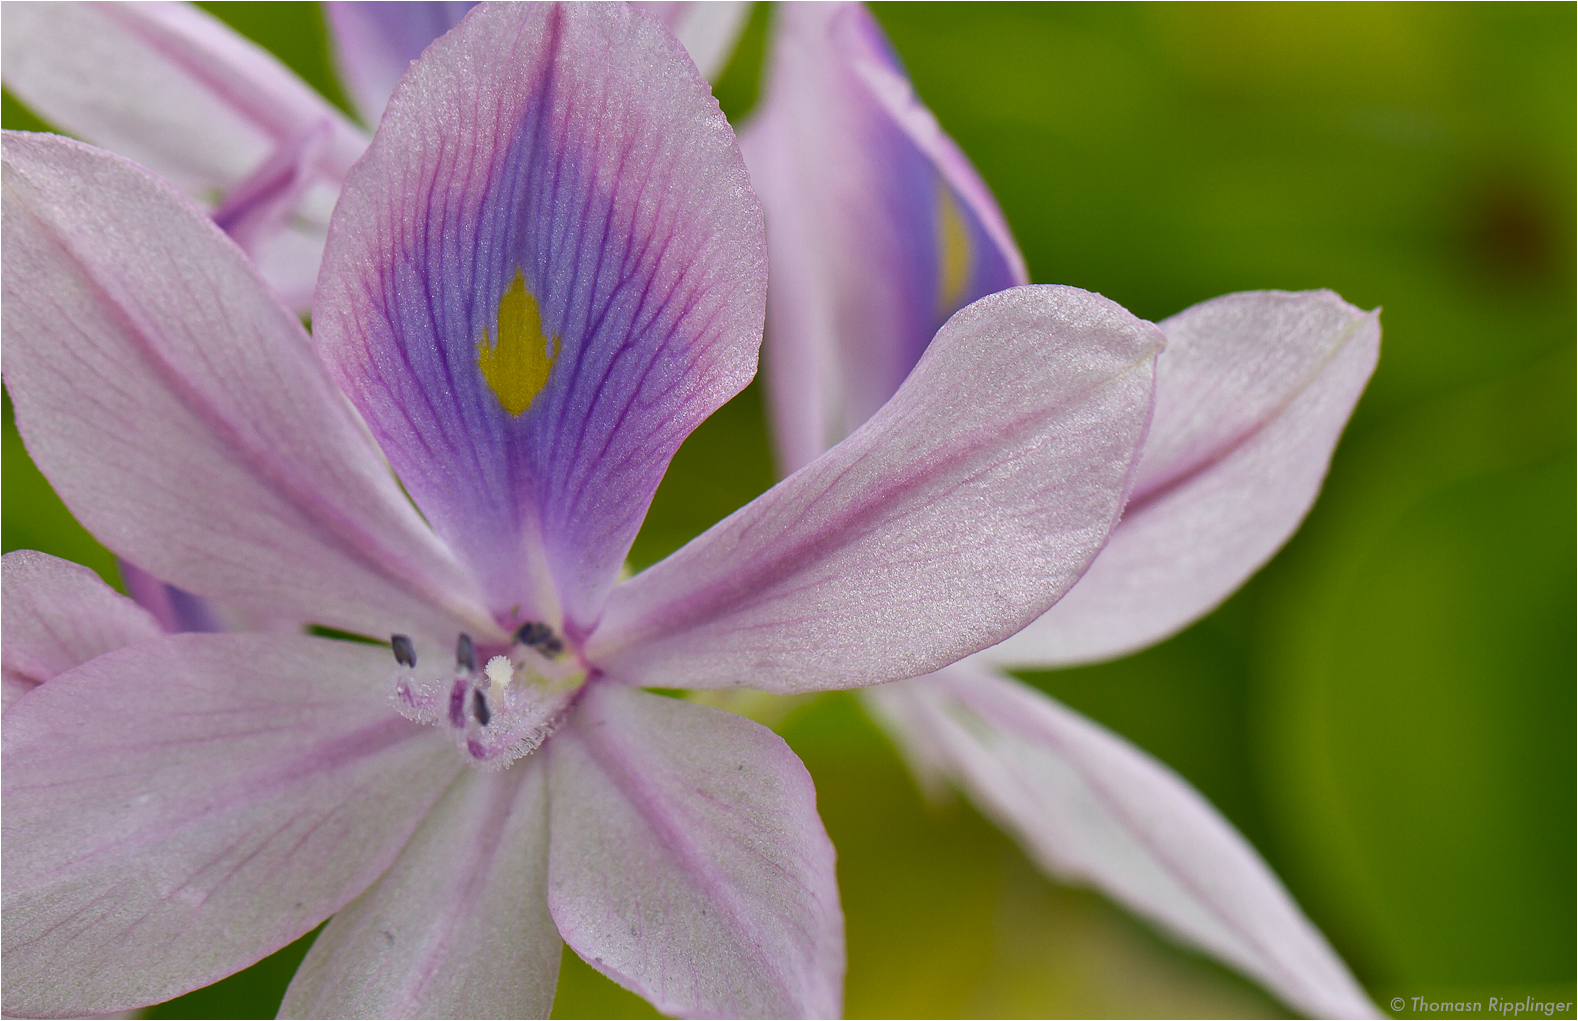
[3,2,1573,1018]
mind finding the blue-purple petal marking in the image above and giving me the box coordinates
[315,3,767,636]
[743,2,1026,471]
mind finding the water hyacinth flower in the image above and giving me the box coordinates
[1,3,1165,1017]
[740,5,1383,1018]
[0,0,750,312]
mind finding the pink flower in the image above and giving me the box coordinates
[739,4,1383,1018]
[1,4,1161,1016]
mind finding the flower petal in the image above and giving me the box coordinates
[741,1,1027,473]
[1,131,494,645]
[589,285,1160,693]
[281,758,560,1019]
[207,116,337,310]
[314,2,766,633]
[546,683,843,1019]
[865,663,1380,1020]
[0,0,366,311]
[322,1,477,126]
[633,1,755,80]
[117,559,225,635]
[987,290,1380,667]
[0,550,163,709]
[0,633,461,1017]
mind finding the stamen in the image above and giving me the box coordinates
[391,630,583,772]
[514,620,565,658]
[390,634,416,668]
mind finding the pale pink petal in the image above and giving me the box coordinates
[0,633,461,1017]
[742,1,1027,473]
[546,683,843,1019]
[0,0,367,310]
[987,290,1381,667]
[281,759,560,1019]
[0,550,163,709]
[588,285,1160,693]
[633,1,754,79]
[865,663,1381,1020]
[1,132,496,646]
[2,673,32,713]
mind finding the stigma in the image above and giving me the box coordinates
[388,626,583,770]
[484,655,514,695]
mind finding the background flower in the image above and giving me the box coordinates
[2,2,1571,1018]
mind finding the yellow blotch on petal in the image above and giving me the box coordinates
[478,271,558,416]
[937,179,972,313]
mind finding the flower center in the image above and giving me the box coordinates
[388,624,584,769]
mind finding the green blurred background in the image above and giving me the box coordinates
[3,2,1572,1018]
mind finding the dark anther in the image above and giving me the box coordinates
[390,634,416,668]
[515,621,552,647]
[456,633,476,672]
[515,621,564,658]
[472,689,492,727]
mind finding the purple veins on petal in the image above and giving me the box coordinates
[314,2,767,632]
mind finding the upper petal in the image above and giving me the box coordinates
[281,758,561,1019]
[314,2,767,633]
[322,1,478,126]
[546,683,843,1019]
[741,0,1027,473]
[588,285,1160,693]
[633,1,755,80]
[1,132,492,645]
[0,550,163,709]
[988,290,1381,667]
[864,663,1380,1020]
[0,633,461,1017]
[0,0,367,310]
